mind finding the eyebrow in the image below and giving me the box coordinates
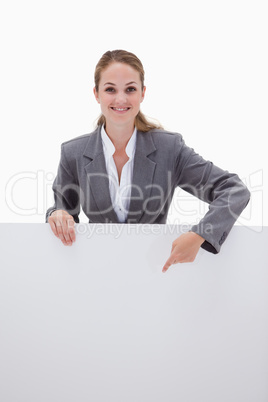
[104,81,138,86]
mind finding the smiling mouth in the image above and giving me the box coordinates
[111,107,130,111]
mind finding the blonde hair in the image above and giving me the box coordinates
[94,50,162,132]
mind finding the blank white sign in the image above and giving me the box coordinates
[0,224,267,402]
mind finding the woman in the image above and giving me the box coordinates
[46,50,250,272]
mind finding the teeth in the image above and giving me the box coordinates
[112,107,128,111]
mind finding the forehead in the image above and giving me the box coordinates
[99,62,141,85]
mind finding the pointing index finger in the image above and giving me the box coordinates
[162,256,176,273]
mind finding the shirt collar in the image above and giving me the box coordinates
[101,125,137,159]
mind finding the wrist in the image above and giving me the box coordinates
[189,231,205,246]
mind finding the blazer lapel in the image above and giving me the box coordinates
[83,128,119,223]
[127,131,157,223]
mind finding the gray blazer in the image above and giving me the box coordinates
[46,126,250,254]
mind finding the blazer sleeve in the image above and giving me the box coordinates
[173,134,250,253]
[45,144,80,223]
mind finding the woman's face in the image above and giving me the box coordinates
[94,62,146,129]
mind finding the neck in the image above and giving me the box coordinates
[105,121,135,151]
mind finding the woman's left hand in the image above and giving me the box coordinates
[162,232,205,273]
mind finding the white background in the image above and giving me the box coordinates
[1,0,267,225]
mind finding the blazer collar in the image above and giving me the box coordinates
[83,126,103,159]
[83,126,157,158]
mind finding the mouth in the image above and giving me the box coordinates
[111,107,130,112]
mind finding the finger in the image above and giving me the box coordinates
[54,220,67,245]
[64,218,76,244]
[162,243,177,273]
[162,255,177,273]
[61,218,74,246]
[67,218,76,243]
[48,217,59,238]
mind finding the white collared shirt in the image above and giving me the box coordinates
[101,125,137,222]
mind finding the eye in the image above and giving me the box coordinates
[126,87,137,92]
[105,87,115,92]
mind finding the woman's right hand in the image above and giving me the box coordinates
[48,210,76,246]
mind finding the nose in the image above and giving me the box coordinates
[115,90,127,105]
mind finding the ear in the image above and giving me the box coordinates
[93,87,100,104]
[141,86,146,103]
